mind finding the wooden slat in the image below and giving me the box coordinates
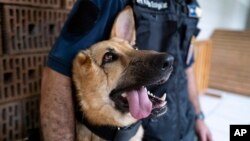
[209,29,250,96]
[193,40,212,94]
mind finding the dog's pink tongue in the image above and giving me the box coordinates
[126,87,152,119]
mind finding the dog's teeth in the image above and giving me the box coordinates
[121,93,127,98]
[150,93,156,97]
[161,101,167,107]
[160,93,167,101]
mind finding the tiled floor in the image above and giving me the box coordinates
[200,88,250,141]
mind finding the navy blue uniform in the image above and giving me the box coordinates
[47,0,200,140]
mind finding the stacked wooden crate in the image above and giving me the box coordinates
[209,30,250,96]
[0,0,70,140]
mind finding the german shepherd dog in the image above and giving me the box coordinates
[73,6,173,141]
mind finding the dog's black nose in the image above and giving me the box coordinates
[162,55,174,70]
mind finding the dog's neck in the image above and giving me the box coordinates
[75,108,141,140]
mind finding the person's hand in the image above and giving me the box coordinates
[195,119,213,141]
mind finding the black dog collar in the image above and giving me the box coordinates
[76,111,141,141]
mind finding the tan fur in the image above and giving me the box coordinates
[73,6,143,140]
[73,38,138,127]
[76,121,103,141]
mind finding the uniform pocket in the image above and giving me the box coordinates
[136,16,178,51]
[133,3,179,51]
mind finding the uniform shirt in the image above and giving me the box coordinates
[47,0,128,76]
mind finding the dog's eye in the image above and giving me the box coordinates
[132,45,139,50]
[102,52,118,64]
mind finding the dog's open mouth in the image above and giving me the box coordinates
[110,76,169,120]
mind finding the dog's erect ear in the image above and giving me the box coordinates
[111,6,135,45]
[77,51,91,65]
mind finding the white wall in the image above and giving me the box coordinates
[247,7,250,28]
[197,0,250,39]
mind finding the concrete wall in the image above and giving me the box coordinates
[197,0,250,39]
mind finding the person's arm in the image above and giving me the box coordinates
[186,66,212,141]
[40,67,75,141]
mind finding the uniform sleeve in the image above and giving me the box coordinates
[47,0,126,76]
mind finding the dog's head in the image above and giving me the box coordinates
[73,6,173,127]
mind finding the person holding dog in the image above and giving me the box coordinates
[40,0,212,141]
